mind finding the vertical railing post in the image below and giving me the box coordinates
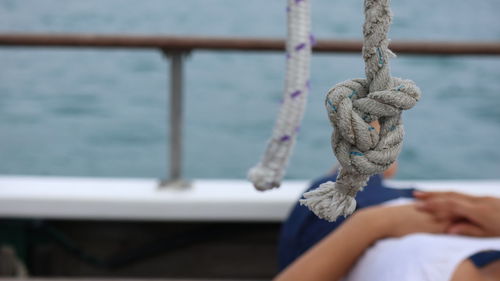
[160,49,190,188]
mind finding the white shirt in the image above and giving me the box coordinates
[344,199,500,281]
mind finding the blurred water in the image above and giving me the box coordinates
[0,0,499,180]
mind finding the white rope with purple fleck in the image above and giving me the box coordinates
[248,0,312,191]
[299,0,421,221]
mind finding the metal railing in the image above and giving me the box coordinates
[1,33,499,187]
[2,33,500,54]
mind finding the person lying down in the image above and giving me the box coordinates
[275,163,500,281]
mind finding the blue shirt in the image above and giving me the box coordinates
[277,173,500,270]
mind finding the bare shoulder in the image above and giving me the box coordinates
[451,259,500,281]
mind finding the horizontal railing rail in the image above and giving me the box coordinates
[1,33,500,55]
[1,33,499,187]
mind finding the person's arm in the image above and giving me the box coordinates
[415,191,500,237]
[274,204,447,281]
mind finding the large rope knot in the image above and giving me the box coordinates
[300,77,420,222]
[300,0,421,221]
[326,77,420,176]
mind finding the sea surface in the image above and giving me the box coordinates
[1,0,499,180]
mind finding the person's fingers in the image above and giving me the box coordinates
[413,190,476,203]
[416,197,480,222]
[415,200,454,221]
[415,197,453,212]
[447,222,485,237]
[413,190,432,199]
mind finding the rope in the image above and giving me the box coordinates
[248,0,312,191]
[299,0,421,221]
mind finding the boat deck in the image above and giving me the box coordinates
[0,176,499,221]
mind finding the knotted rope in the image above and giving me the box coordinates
[299,0,421,221]
[248,0,312,191]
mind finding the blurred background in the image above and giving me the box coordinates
[1,0,499,180]
[0,0,499,280]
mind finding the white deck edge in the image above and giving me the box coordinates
[0,176,499,222]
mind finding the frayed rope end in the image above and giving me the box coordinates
[299,181,357,222]
[248,164,280,191]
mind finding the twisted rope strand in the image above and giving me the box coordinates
[299,0,421,221]
[248,0,312,191]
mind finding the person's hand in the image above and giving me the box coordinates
[353,204,448,239]
[414,191,500,237]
